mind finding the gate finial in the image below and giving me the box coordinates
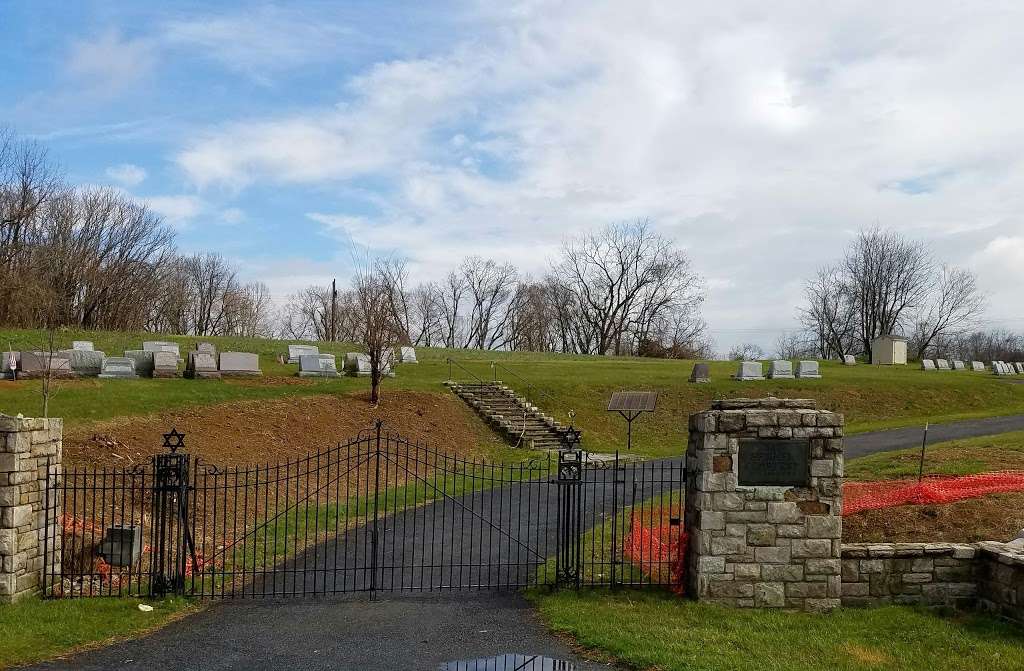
[161,428,185,452]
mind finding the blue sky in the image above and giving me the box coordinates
[3,1,1023,351]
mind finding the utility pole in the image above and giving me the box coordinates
[330,278,337,342]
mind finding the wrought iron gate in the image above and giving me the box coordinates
[44,424,684,598]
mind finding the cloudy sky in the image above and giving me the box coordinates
[3,1,1023,352]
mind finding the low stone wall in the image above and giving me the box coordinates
[841,541,1024,622]
[0,415,62,603]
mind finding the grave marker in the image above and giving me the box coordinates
[152,351,179,378]
[287,344,319,364]
[195,342,216,355]
[298,354,340,378]
[921,359,936,371]
[795,360,822,379]
[218,352,262,377]
[952,360,966,370]
[767,360,794,379]
[98,356,137,379]
[72,341,94,351]
[936,359,951,370]
[344,352,372,377]
[58,349,105,376]
[734,361,764,381]
[971,361,985,372]
[688,363,710,383]
[124,350,155,377]
[186,351,221,379]
[398,346,418,364]
[19,351,73,378]
[842,354,857,365]
[1,351,19,379]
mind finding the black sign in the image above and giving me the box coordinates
[738,439,809,487]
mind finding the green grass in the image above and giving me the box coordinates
[0,595,194,668]
[2,326,1023,458]
[846,431,1024,481]
[531,590,1024,671]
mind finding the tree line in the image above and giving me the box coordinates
[281,220,711,358]
[0,129,275,337]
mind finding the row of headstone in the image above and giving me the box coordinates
[687,360,823,383]
[920,359,980,371]
[286,344,417,374]
[993,361,1024,375]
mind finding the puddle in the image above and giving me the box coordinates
[439,653,576,670]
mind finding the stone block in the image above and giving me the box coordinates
[807,516,841,539]
[805,559,842,575]
[805,598,841,613]
[747,525,776,547]
[755,546,791,564]
[5,432,31,454]
[767,502,802,524]
[709,581,754,598]
[786,581,828,598]
[700,511,726,530]
[0,486,18,506]
[1,505,31,528]
[791,539,834,558]
[842,581,870,597]
[712,492,744,510]
[762,564,804,581]
[697,556,726,573]
[755,582,786,607]
[711,537,746,555]
[777,524,806,539]
[733,563,761,580]
[0,528,15,555]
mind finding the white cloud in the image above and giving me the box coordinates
[143,195,204,230]
[105,163,147,187]
[176,2,1024,350]
[66,29,156,96]
[219,207,246,226]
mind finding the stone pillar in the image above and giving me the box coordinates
[684,398,844,612]
[0,415,62,602]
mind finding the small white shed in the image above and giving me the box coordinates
[871,334,908,365]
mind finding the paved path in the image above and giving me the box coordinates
[845,414,1024,459]
[33,592,613,670]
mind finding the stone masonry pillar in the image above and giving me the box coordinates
[684,398,844,612]
[0,415,62,602]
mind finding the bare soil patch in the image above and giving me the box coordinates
[64,390,502,469]
[843,492,1024,543]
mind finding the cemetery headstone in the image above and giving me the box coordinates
[1,351,19,379]
[19,351,73,378]
[936,358,951,370]
[186,351,221,379]
[921,359,936,371]
[195,342,217,355]
[124,350,155,377]
[143,341,183,363]
[1015,363,1024,374]
[842,354,856,365]
[344,353,372,377]
[98,356,137,379]
[72,341,94,351]
[971,361,985,372]
[734,361,764,381]
[767,360,794,379]
[218,352,262,376]
[795,360,822,379]
[58,349,106,376]
[398,346,418,364]
[287,344,319,364]
[952,360,966,370]
[152,351,179,378]
[299,354,340,378]
[688,362,711,383]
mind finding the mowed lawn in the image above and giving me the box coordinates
[532,590,1024,671]
[2,327,1024,458]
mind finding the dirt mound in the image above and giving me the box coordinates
[843,491,1024,543]
[64,390,501,469]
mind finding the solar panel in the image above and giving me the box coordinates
[606,391,658,413]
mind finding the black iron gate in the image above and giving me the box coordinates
[44,424,684,598]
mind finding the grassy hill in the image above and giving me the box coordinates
[2,327,1023,458]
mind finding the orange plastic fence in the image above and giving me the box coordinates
[843,470,1024,516]
[623,512,688,594]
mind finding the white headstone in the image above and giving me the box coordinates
[186,351,220,379]
[1015,363,1024,374]
[344,352,372,376]
[287,344,319,364]
[398,346,418,364]
[734,361,764,381]
[153,351,179,377]
[299,353,340,377]
[952,360,966,370]
[99,356,137,379]
[842,355,856,365]
[767,360,794,379]
[795,360,821,379]
[72,340,94,351]
[921,359,936,371]
[971,361,985,372]
[195,342,217,355]
[935,359,950,370]
[219,352,262,376]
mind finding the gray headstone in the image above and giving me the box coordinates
[795,360,821,379]
[951,360,965,370]
[19,351,73,376]
[152,351,179,378]
[921,359,936,371]
[344,352,372,376]
[767,360,794,379]
[299,354,340,377]
[971,361,985,372]
[689,362,710,383]
[219,351,262,376]
[124,350,155,377]
[288,344,319,364]
[398,346,418,364]
[935,358,950,370]
[186,351,220,379]
[842,354,856,365]
[734,361,764,381]
[99,356,137,379]
[195,342,217,355]
[59,349,106,376]
[72,340,94,351]
[143,341,180,356]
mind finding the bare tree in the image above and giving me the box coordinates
[799,265,858,359]
[908,266,986,359]
[728,342,765,361]
[461,256,517,350]
[353,258,405,405]
[438,270,467,348]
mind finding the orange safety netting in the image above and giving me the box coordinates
[843,471,1024,516]
[623,512,688,594]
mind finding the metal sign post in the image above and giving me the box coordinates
[606,391,658,451]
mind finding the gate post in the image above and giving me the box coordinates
[555,450,583,588]
[151,429,192,596]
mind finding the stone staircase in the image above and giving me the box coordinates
[446,381,577,450]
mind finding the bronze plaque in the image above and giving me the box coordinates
[738,439,809,486]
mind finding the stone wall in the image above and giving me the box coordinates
[840,541,1024,623]
[685,398,844,612]
[0,415,62,603]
